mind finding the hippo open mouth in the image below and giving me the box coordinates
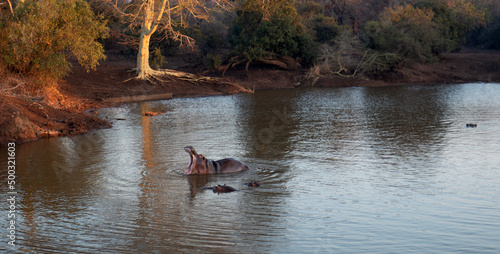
[183,146,249,174]
[184,146,197,174]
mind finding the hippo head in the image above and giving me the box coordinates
[184,146,210,174]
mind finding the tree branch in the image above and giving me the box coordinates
[6,0,14,16]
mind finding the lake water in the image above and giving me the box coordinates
[2,83,500,253]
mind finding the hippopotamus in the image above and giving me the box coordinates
[202,184,237,193]
[183,146,249,174]
[245,181,260,187]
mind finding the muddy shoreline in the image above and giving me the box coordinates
[1,48,499,146]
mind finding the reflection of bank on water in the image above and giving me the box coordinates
[1,83,500,253]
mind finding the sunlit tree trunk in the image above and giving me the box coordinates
[136,0,167,79]
[6,0,14,16]
[137,25,153,78]
[105,0,237,80]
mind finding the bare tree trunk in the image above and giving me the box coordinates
[137,27,154,79]
[136,0,167,79]
[6,0,14,16]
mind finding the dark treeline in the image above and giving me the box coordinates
[1,0,499,87]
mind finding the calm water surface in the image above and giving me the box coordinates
[2,83,500,253]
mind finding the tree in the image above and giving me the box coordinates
[0,0,108,81]
[364,5,444,63]
[229,0,317,68]
[297,1,340,42]
[135,0,168,79]
[415,0,489,51]
[103,0,234,80]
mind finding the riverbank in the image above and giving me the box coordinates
[1,48,499,146]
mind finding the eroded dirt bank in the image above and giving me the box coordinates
[1,48,499,146]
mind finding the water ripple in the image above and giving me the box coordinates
[2,84,500,253]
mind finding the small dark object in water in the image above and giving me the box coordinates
[203,184,237,193]
[466,123,477,128]
[143,112,162,116]
[245,181,260,187]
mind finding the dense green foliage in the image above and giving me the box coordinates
[297,1,340,43]
[364,5,445,63]
[364,1,491,64]
[414,0,486,51]
[229,0,317,65]
[468,17,500,49]
[312,15,340,42]
[0,0,108,80]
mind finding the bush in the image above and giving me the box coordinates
[204,53,222,71]
[229,0,317,66]
[312,15,340,42]
[0,0,108,81]
[414,0,462,52]
[415,0,489,50]
[199,19,230,53]
[364,5,443,63]
[151,47,165,69]
[297,1,340,43]
[468,17,500,49]
[296,1,324,19]
[307,25,400,79]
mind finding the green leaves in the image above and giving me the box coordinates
[365,5,447,63]
[229,0,316,65]
[1,0,108,80]
[364,1,490,64]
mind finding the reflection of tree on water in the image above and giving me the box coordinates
[140,102,155,170]
[236,90,299,161]
[1,134,107,252]
[361,86,449,158]
[358,86,451,193]
[288,87,368,164]
[136,101,166,248]
[232,91,299,253]
[185,174,211,197]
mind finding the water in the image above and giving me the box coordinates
[2,83,500,253]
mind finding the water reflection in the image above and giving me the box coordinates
[237,90,298,159]
[361,86,450,158]
[1,83,500,253]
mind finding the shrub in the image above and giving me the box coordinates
[229,0,317,66]
[151,47,165,69]
[312,15,340,42]
[199,19,230,53]
[359,50,402,75]
[205,53,222,71]
[469,17,500,49]
[0,0,108,81]
[296,1,324,19]
[415,0,489,51]
[307,26,399,79]
[364,5,443,63]
[297,1,340,43]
